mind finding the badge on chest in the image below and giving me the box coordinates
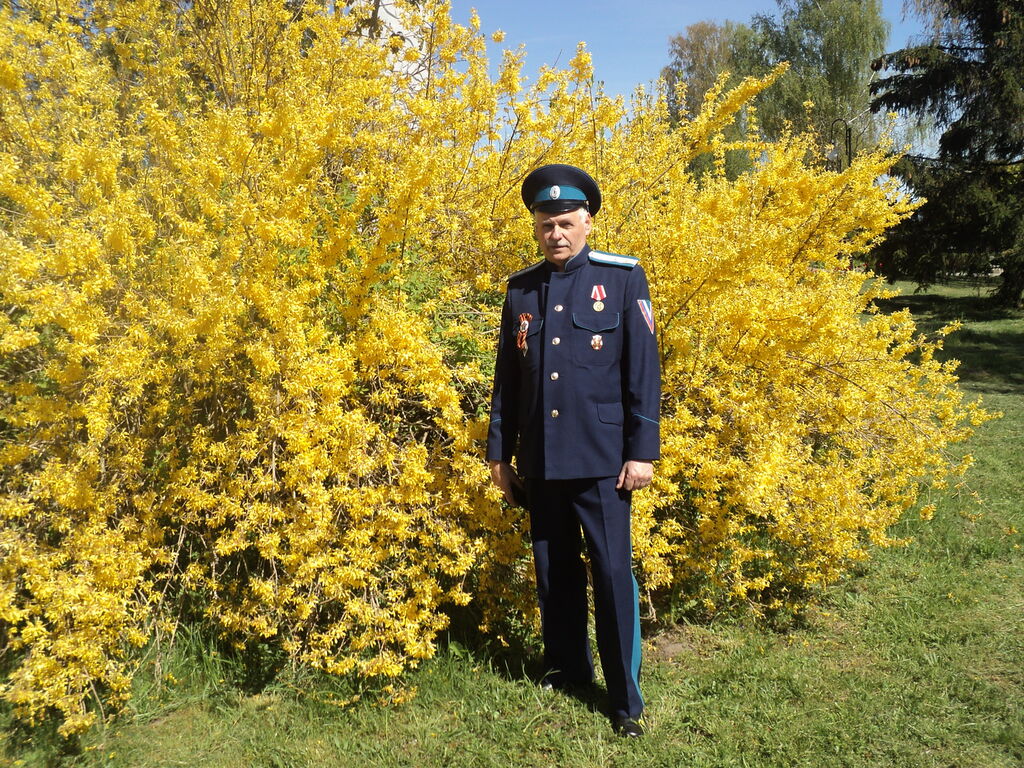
[517,313,533,356]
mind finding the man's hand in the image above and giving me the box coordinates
[616,460,653,491]
[489,460,525,505]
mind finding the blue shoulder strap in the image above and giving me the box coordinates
[589,250,638,269]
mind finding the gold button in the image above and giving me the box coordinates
[551,409,559,418]
[554,304,564,312]
[552,337,560,345]
[550,372,559,380]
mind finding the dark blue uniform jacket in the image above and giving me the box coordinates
[487,245,661,480]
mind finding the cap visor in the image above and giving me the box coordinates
[531,200,589,214]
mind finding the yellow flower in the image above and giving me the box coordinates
[0,0,987,736]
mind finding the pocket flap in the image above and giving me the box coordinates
[596,402,624,425]
[572,312,620,333]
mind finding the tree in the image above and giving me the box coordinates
[663,20,752,122]
[739,0,889,158]
[662,1,889,169]
[661,20,757,177]
[870,0,1024,306]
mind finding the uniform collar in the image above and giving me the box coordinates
[546,244,590,274]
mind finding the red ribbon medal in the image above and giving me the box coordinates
[516,312,533,355]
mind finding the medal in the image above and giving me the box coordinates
[591,285,607,301]
[593,300,604,311]
[516,312,533,356]
[591,334,603,350]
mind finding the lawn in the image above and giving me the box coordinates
[5,280,1022,768]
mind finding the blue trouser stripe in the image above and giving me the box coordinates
[526,476,644,719]
[630,572,644,707]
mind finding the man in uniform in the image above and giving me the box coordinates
[486,164,660,738]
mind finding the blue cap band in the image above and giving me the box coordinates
[533,184,587,206]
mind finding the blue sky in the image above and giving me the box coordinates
[446,0,926,102]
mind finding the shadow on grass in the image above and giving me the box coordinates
[942,328,1024,394]
[874,289,1018,324]
[439,609,609,717]
[874,284,1024,395]
[440,604,538,682]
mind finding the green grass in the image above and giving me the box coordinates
[4,280,1023,768]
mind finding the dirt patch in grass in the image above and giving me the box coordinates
[649,624,734,663]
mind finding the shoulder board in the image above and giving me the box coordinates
[589,250,638,269]
[507,260,546,282]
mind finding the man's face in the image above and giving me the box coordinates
[533,208,592,268]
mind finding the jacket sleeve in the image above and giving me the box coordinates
[486,291,520,463]
[622,264,661,461]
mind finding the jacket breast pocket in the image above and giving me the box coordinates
[512,316,544,370]
[571,311,621,365]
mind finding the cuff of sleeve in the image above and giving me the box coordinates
[625,416,660,460]
[486,420,515,463]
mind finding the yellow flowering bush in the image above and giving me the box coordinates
[0,0,985,734]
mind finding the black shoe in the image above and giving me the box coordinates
[612,715,645,738]
[539,674,592,693]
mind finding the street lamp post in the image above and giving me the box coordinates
[829,117,853,171]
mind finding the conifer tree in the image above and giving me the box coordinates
[871,0,1024,306]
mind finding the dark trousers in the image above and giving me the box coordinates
[525,476,644,720]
